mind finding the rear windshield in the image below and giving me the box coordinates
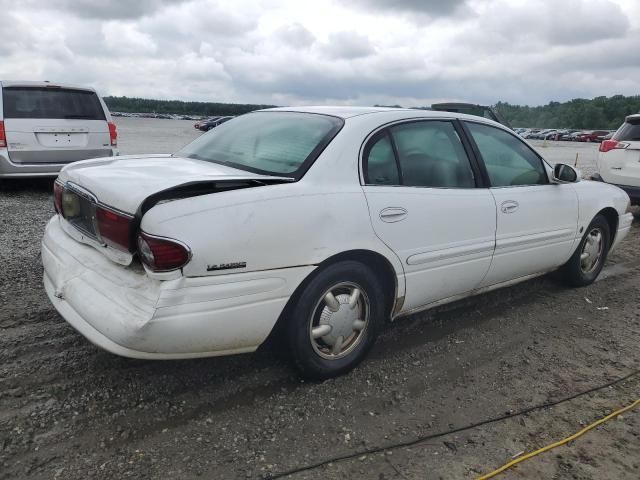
[2,87,106,120]
[177,112,344,178]
[614,118,640,141]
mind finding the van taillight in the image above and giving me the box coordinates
[137,232,190,272]
[108,122,118,147]
[53,181,63,213]
[0,121,6,147]
[599,139,629,153]
[96,206,131,250]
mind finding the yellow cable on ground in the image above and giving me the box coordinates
[477,398,640,480]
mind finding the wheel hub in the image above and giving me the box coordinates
[318,294,361,347]
[580,228,604,273]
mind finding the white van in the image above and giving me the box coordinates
[0,81,118,178]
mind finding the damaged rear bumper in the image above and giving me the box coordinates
[42,216,315,359]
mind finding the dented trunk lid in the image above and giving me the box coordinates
[58,154,294,214]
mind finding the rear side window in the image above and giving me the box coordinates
[363,133,400,185]
[614,119,640,141]
[364,121,475,188]
[465,122,547,187]
[2,87,106,120]
[389,121,475,188]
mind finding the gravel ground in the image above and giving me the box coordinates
[1,121,638,479]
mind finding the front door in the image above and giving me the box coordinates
[361,120,497,312]
[463,121,579,287]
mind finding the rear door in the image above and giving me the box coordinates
[361,119,497,312]
[463,121,579,287]
[600,117,640,188]
[2,85,112,164]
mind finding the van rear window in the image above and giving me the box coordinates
[2,87,106,120]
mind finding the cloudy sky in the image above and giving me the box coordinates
[1,0,639,107]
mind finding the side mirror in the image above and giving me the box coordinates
[552,163,580,183]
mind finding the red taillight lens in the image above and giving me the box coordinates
[0,121,6,148]
[53,181,64,213]
[108,122,117,147]
[96,206,131,250]
[599,139,629,153]
[137,233,190,272]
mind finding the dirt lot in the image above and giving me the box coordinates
[1,127,639,479]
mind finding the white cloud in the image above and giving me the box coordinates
[0,0,638,106]
[322,31,375,59]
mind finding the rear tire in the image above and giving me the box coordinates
[286,261,385,379]
[560,214,610,287]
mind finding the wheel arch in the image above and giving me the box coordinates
[596,207,618,244]
[262,249,401,348]
[315,249,400,317]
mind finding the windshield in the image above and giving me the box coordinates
[177,111,344,178]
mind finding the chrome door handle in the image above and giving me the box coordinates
[501,200,519,214]
[379,207,408,223]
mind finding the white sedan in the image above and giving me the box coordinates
[42,107,634,378]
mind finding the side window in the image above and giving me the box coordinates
[364,132,400,185]
[389,121,475,188]
[465,122,548,187]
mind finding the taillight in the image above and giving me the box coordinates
[108,122,118,147]
[0,121,6,148]
[53,181,63,213]
[137,232,190,272]
[96,206,132,250]
[599,139,629,153]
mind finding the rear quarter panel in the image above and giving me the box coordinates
[141,182,403,277]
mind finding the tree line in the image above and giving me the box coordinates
[495,95,640,129]
[103,96,276,117]
[104,94,640,129]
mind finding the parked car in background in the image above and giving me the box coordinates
[42,106,633,378]
[542,129,560,140]
[560,130,580,141]
[595,114,640,205]
[567,131,584,141]
[522,129,541,139]
[0,80,117,178]
[197,116,233,131]
[596,131,615,142]
[576,130,609,142]
[194,116,220,130]
[529,129,553,140]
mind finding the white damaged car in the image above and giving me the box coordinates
[42,107,634,378]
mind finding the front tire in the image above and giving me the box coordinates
[561,214,610,286]
[286,261,386,379]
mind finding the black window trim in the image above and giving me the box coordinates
[360,118,486,189]
[460,119,551,188]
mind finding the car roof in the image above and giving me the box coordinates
[261,105,504,121]
[258,105,513,131]
[0,80,97,92]
[261,106,414,119]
